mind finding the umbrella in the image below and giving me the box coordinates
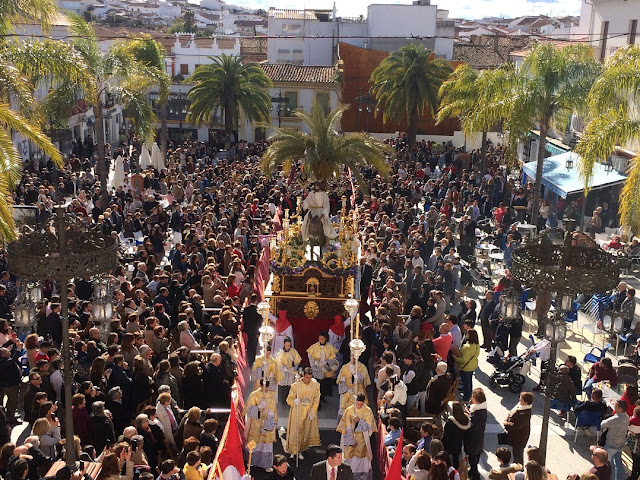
[139,144,152,170]
[151,142,165,171]
[111,155,125,189]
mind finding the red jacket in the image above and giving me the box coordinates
[588,361,618,386]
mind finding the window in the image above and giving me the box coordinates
[316,93,329,115]
[284,91,297,115]
[180,64,189,75]
[292,49,303,65]
[277,48,290,63]
[282,24,302,35]
[629,19,638,45]
[600,20,609,62]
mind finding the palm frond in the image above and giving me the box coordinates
[263,103,391,189]
[576,109,640,191]
[620,155,640,235]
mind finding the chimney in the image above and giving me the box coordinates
[493,35,499,53]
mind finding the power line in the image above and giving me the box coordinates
[3,28,636,42]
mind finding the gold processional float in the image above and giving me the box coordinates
[266,204,361,322]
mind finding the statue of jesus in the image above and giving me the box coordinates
[302,181,338,243]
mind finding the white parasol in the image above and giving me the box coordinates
[139,144,152,170]
[151,142,165,171]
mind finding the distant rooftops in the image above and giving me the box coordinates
[268,8,333,21]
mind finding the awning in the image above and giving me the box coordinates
[522,151,627,198]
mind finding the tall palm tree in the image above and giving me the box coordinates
[464,42,601,226]
[38,15,160,194]
[262,104,391,188]
[186,54,272,134]
[370,43,452,147]
[437,64,488,174]
[0,0,76,239]
[576,45,640,234]
[124,35,171,156]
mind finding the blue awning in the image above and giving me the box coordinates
[522,151,627,198]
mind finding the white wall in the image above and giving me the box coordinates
[170,34,241,76]
[367,4,436,38]
[587,0,640,60]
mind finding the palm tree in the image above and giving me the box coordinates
[38,15,160,194]
[576,45,640,234]
[437,64,488,175]
[123,35,171,156]
[0,0,76,239]
[186,54,272,135]
[463,42,601,226]
[262,104,391,188]
[370,43,452,147]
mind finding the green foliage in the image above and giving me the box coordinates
[370,43,452,145]
[186,54,272,131]
[576,45,640,233]
[262,104,391,190]
[0,0,72,239]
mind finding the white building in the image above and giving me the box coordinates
[579,0,640,62]
[266,0,454,67]
[167,33,241,77]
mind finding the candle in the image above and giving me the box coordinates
[355,313,360,338]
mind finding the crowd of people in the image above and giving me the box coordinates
[0,131,634,480]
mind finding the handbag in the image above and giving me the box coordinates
[497,430,510,445]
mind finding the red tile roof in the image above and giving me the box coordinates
[259,63,338,84]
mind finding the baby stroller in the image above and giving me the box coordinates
[488,350,532,393]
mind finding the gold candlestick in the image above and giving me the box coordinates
[247,440,257,476]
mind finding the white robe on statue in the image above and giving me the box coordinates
[302,190,338,241]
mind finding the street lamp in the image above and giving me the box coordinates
[258,300,274,348]
[355,90,377,133]
[92,275,113,341]
[510,228,620,463]
[7,206,118,466]
[500,286,520,327]
[565,156,574,170]
[271,93,290,128]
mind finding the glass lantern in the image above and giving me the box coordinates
[545,320,566,344]
[559,294,573,312]
[345,297,358,319]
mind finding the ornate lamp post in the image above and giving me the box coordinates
[6,206,118,466]
[500,286,521,327]
[13,280,41,337]
[258,300,274,349]
[92,275,114,341]
[344,296,365,409]
[510,228,620,463]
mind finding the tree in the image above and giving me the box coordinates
[576,45,640,234]
[437,64,487,175]
[39,15,159,198]
[262,104,391,188]
[369,43,452,147]
[459,43,600,226]
[0,0,72,239]
[186,54,272,134]
[123,35,171,156]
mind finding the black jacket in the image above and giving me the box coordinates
[242,304,261,336]
[309,461,353,480]
[105,399,133,437]
[0,350,22,387]
[464,404,488,454]
[442,415,471,458]
[90,414,116,452]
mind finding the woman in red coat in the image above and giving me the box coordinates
[71,393,93,446]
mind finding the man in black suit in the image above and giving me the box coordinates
[242,293,262,365]
[310,445,353,480]
[478,291,497,349]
